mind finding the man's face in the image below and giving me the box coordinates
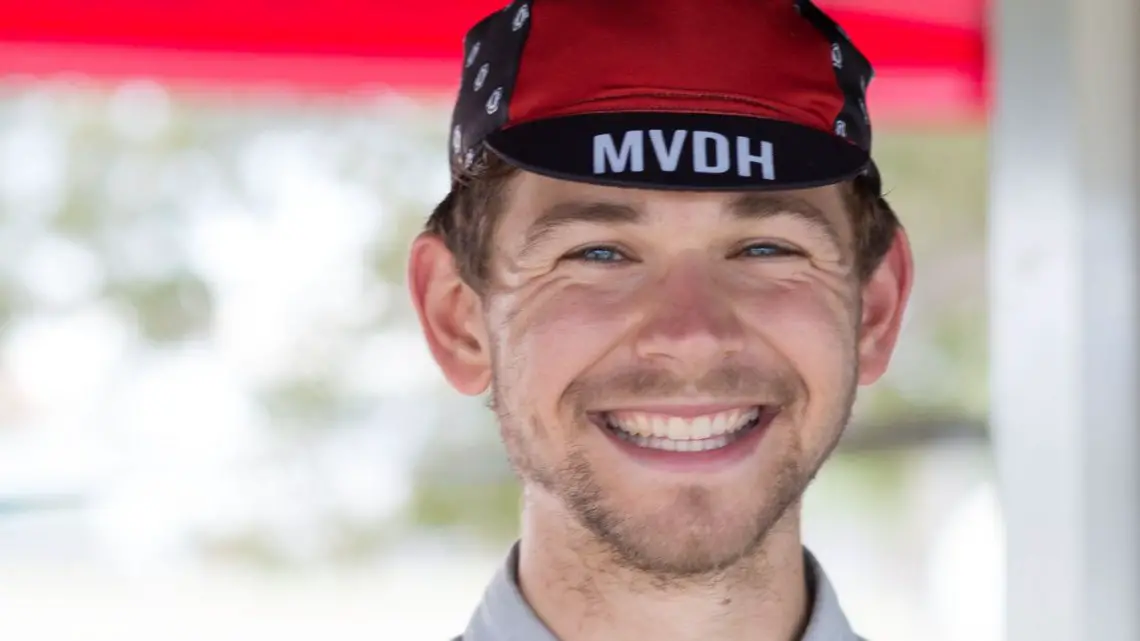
[410,169,910,578]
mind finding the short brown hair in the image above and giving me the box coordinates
[426,150,899,293]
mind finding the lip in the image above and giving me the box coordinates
[591,406,778,473]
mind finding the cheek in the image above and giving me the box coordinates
[492,280,636,417]
[736,278,857,401]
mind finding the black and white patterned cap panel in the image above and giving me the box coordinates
[794,0,875,153]
[830,36,875,153]
[449,0,534,178]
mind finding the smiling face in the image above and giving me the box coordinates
[409,169,912,578]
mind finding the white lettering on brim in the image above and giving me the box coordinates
[593,130,775,180]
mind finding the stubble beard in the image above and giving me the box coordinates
[492,360,858,584]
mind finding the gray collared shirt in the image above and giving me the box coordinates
[456,542,865,641]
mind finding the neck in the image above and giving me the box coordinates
[517,493,810,641]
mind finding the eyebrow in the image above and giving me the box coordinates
[518,192,843,259]
[728,192,843,249]
[519,201,641,259]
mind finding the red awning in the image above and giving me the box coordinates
[0,0,986,122]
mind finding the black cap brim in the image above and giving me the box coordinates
[484,111,870,191]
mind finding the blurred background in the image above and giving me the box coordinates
[0,2,996,640]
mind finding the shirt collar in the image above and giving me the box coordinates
[461,542,862,641]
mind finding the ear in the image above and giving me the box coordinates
[407,232,492,395]
[857,228,914,385]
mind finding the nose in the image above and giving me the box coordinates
[632,258,746,370]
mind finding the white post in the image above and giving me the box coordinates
[990,0,1140,639]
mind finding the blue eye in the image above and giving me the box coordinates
[571,246,628,263]
[739,243,795,258]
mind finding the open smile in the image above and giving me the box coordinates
[598,406,763,452]
[587,404,778,471]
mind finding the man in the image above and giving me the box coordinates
[408,0,913,639]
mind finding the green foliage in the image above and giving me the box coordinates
[196,528,298,573]
[409,480,522,542]
[105,272,214,343]
[817,451,914,515]
[851,127,989,424]
[256,375,368,434]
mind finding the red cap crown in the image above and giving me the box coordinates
[451,0,874,191]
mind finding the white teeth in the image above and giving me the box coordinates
[635,414,651,435]
[604,407,762,451]
[712,413,728,435]
[609,429,737,452]
[692,415,712,439]
[667,417,687,440]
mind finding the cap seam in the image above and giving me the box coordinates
[504,0,538,128]
[508,91,823,131]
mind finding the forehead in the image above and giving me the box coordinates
[497,170,853,239]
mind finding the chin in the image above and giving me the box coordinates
[575,477,800,577]
[599,508,771,577]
